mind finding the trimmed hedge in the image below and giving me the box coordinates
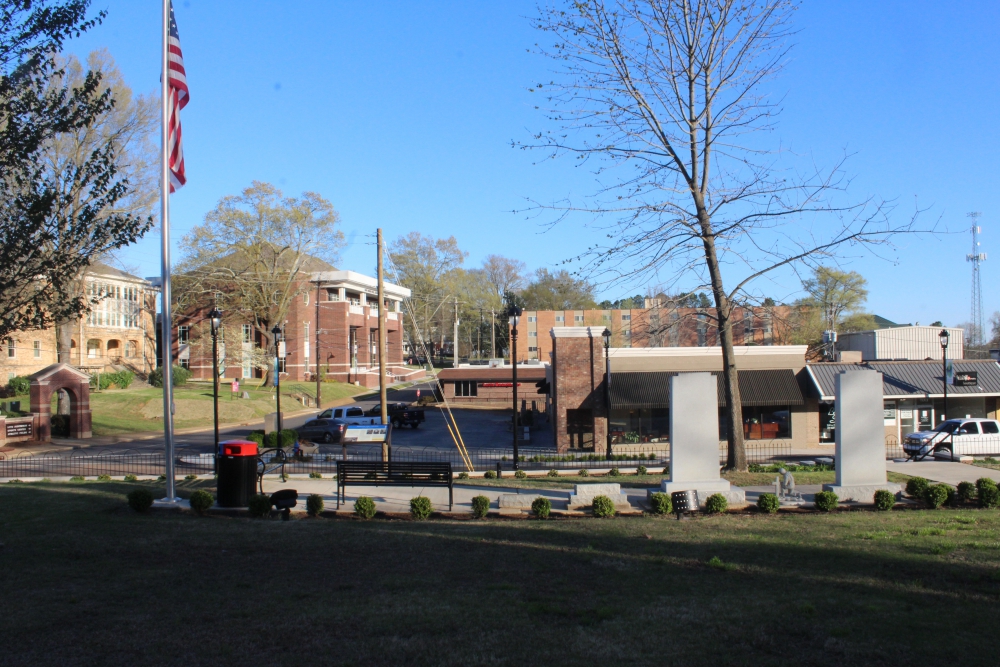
[514,470,527,479]
[591,495,615,518]
[248,494,272,518]
[410,495,433,520]
[814,491,839,512]
[905,476,930,499]
[471,495,490,518]
[148,365,191,387]
[957,481,977,504]
[306,494,324,517]
[189,490,214,515]
[531,496,551,519]
[873,489,895,511]
[483,470,497,480]
[354,496,376,519]
[127,488,154,513]
[923,484,951,509]
[978,478,1000,509]
[649,492,672,515]
[757,492,780,514]
[636,465,647,476]
[704,493,728,514]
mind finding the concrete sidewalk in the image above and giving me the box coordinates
[887,460,1000,486]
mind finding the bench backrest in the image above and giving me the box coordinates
[337,461,451,483]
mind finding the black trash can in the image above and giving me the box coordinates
[217,440,258,507]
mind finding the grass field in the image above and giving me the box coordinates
[5,381,368,436]
[470,470,914,489]
[3,480,999,666]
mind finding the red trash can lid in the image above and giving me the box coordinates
[221,440,258,457]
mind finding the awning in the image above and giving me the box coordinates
[609,369,804,409]
[805,360,1000,401]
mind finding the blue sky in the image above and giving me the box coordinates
[65,1,999,328]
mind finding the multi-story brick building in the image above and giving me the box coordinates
[517,299,791,363]
[1,263,157,381]
[176,270,423,388]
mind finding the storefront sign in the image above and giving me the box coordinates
[6,421,32,438]
[899,409,913,419]
[953,371,978,387]
[883,401,896,424]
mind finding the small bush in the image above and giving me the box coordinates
[248,494,272,518]
[309,472,322,479]
[97,474,111,482]
[923,484,952,509]
[579,468,589,477]
[189,490,214,515]
[978,485,1000,509]
[483,470,497,480]
[7,479,22,484]
[104,370,135,389]
[354,496,377,519]
[157,474,166,482]
[124,473,138,482]
[547,469,559,477]
[246,432,265,446]
[609,467,620,477]
[757,492,780,514]
[591,494,615,518]
[957,481,977,503]
[471,495,490,518]
[649,492,672,515]
[410,495,433,520]
[127,488,154,513]
[184,474,198,481]
[906,476,930,499]
[748,463,764,473]
[814,491,839,512]
[532,496,551,519]
[70,476,85,482]
[306,494,324,517]
[636,465,647,476]
[458,471,469,480]
[148,365,191,387]
[705,493,728,514]
[873,489,896,511]
[7,375,30,395]
[514,470,527,479]
[50,414,70,437]
[263,429,297,449]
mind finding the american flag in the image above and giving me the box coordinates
[167,1,189,192]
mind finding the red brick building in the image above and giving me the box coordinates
[436,364,548,409]
[175,270,423,388]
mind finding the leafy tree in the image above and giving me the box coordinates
[178,182,344,384]
[0,1,151,342]
[802,267,869,333]
[520,269,597,311]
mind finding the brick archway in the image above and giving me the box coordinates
[28,364,92,441]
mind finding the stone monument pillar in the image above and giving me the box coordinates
[654,372,746,508]
[822,370,901,502]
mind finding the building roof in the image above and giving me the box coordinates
[805,360,1000,400]
[437,367,547,382]
[89,262,149,284]
[311,270,410,299]
[609,369,804,409]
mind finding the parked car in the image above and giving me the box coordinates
[364,402,426,429]
[317,406,380,426]
[296,418,348,444]
[903,418,1000,458]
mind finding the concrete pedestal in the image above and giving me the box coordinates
[567,483,630,510]
[658,479,746,508]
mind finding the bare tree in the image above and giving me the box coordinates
[527,0,920,470]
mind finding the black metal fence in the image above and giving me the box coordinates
[0,441,794,478]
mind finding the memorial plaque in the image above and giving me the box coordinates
[342,425,389,443]
[6,421,32,438]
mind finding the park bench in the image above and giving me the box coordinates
[336,461,453,510]
[256,448,288,494]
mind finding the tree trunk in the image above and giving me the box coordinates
[55,318,76,415]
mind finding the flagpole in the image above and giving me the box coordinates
[160,0,178,502]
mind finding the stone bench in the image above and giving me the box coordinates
[567,483,631,510]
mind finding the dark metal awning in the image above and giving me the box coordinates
[609,370,804,409]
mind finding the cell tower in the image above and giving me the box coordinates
[967,212,986,347]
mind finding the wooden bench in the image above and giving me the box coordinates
[336,461,453,510]
[256,448,288,494]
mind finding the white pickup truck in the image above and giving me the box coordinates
[317,406,381,426]
[903,418,1000,458]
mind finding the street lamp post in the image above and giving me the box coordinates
[209,307,222,473]
[940,328,950,423]
[508,306,522,469]
[602,328,612,459]
[272,324,283,438]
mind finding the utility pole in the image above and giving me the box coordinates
[478,308,483,360]
[491,308,496,359]
[315,280,322,408]
[377,229,390,462]
[453,296,459,368]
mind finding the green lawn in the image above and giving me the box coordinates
[3,480,999,666]
[469,470,914,489]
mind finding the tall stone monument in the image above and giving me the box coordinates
[823,370,901,502]
[654,372,746,508]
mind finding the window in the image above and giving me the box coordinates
[303,291,310,305]
[623,329,631,337]
[527,316,536,323]
[177,325,189,345]
[961,422,980,434]
[241,352,252,379]
[32,340,40,358]
[6,339,14,358]
[303,322,310,359]
[242,324,252,344]
[347,407,364,417]
[621,314,631,321]
[743,407,791,439]
[126,341,138,358]
[179,358,190,369]
[87,339,101,358]
[528,331,537,337]
[697,313,708,347]
[527,346,538,352]
[454,381,478,397]
[983,421,1000,434]
[574,315,584,323]
[555,315,564,322]
[602,313,611,321]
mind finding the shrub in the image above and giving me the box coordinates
[532,496,551,519]
[957,481,977,503]
[814,491,839,512]
[979,485,1000,509]
[483,470,497,480]
[458,471,469,480]
[705,493,728,514]
[579,468,589,477]
[189,490,214,515]
[70,476,85,482]
[157,474,166,482]
[104,370,135,389]
[263,429,297,449]
[923,484,952,509]
[873,489,896,511]
[354,496,377,519]
[636,465,647,476]
[514,470,527,479]
[757,493,780,514]
[748,463,764,473]
[410,495,433,520]
[97,474,112,482]
[127,488,154,513]
[649,492,672,515]
[905,476,930,499]
[547,469,559,477]
[7,375,30,395]
[124,473,138,482]
[50,414,70,437]
[309,472,322,479]
[184,474,198,481]
[248,494,272,518]
[306,494,324,517]
[148,365,191,387]
[609,467,620,477]
[471,495,490,518]
[591,494,615,518]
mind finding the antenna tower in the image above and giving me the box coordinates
[967,212,986,347]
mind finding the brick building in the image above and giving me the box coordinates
[176,270,423,388]
[436,363,548,409]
